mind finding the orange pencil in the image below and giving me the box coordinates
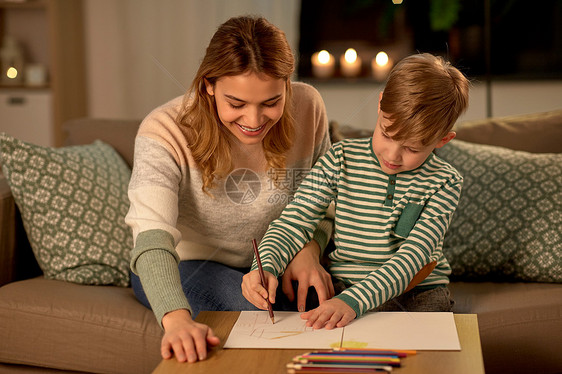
[333,347,417,356]
[252,239,275,324]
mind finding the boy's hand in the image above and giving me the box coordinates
[282,240,335,312]
[241,269,278,309]
[300,298,356,330]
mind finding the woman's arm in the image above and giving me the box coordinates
[280,83,335,309]
[126,114,218,361]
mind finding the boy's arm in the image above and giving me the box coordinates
[336,177,463,317]
[253,147,341,276]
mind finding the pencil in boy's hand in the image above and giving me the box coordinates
[252,239,275,324]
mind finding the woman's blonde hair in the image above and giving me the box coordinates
[380,53,469,146]
[176,16,295,193]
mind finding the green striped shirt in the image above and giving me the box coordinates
[256,137,462,317]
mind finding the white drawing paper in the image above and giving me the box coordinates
[224,311,460,351]
[224,311,342,349]
[341,311,461,350]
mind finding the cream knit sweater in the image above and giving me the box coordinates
[125,82,332,324]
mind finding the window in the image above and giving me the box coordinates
[298,0,562,80]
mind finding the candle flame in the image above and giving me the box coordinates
[344,48,358,64]
[318,50,331,65]
[375,52,389,67]
[6,67,18,79]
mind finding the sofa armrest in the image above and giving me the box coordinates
[0,176,42,287]
[0,176,16,286]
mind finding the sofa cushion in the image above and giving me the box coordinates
[0,134,132,286]
[449,282,562,374]
[63,118,141,168]
[454,109,562,153]
[0,277,162,373]
[435,139,562,283]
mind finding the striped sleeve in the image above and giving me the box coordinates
[336,175,462,316]
[255,145,341,275]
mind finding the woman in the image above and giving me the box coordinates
[125,16,334,363]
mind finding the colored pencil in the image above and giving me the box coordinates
[309,351,401,358]
[252,238,274,324]
[288,370,388,374]
[294,356,401,367]
[335,348,416,356]
[288,370,389,374]
[288,368,390,374]
[288,363,393,372]
[286,349,405,373]
[333,348,417,357]
[299,353,399,360]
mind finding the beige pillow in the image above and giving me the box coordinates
[454,110,562,153]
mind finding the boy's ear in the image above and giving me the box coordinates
[378,91,383,113]
[204,78,214,96]
[434,131,456,149]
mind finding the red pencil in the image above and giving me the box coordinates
[252,239,275,324]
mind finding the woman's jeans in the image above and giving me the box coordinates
[131,260,453,318]
[131,260,310,318]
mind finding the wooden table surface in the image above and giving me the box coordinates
[152,311,485,374]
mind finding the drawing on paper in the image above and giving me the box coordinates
[241,310,315,340]
[224,311,461,350]
[224,311,342,349]
[331,340,369,349]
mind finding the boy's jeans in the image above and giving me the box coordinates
[333,279,454,313]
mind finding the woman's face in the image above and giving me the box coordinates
[205,72,286,146]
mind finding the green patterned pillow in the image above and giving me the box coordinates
[0,134,132,286]
[436,139,562,283]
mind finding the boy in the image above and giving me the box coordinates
[242,53,469,329]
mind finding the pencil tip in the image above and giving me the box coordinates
[271,317,275,324]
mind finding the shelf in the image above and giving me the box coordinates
[0,0,46,9]
[0,84,50,90]
[301,76,387,87]
[0,0,86,146]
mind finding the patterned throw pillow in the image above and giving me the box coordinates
[0,134,132,286]
[436,139,562,283]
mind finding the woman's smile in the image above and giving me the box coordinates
[235,121,268,136]
[205,72,286,145]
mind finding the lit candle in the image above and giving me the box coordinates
[6,66,18,79]
[340,48,362,77]
[311,50,335,78]
[372,51,393,82]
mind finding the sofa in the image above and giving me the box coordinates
[1,111,561,374]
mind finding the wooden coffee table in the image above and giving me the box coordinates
[152,311,485,374]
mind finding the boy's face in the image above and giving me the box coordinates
[372,111,455,175]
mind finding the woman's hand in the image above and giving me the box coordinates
[300,298,356,329]
[282,240,335,312]
[241,269,278,309]
[160,309,220,363]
